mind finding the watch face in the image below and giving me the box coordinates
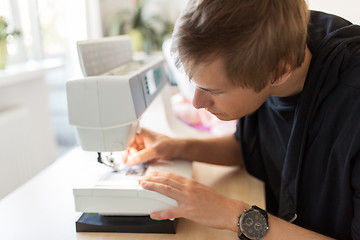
[240,210,268,239]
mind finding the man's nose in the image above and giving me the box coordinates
[192,88,213,109]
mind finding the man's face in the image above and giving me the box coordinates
[188,58,271,121]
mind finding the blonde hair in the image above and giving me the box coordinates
[171,0,309,92]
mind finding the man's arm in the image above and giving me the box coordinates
[125,128,244,166]
[176,134,244,166]
[139,172,334,240]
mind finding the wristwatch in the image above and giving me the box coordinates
[238,205,269,240]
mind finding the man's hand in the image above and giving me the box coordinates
[138,173,336,240]
[123,128,178,166]
[124,128,244,167]
[139,171,247,231]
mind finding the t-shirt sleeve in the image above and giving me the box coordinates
[234,116,267,182]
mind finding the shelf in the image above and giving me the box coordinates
[0,58,63,88]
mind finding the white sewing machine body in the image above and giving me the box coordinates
[67,40,167,152]
[74,159,191,216]
[66,36,192,217]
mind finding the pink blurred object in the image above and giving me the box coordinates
[171,93,237,136]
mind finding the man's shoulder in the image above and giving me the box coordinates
[339,45,360,89]
[308,11,354,53]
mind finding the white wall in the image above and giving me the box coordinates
[308,0,360,24]
[0,67,58,199]
[98,0,187,36]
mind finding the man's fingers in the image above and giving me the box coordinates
[139,128,154,139]
[139,180,183,201]
[127,148,157,166]
[150,208,182,220]
[121,149,130,164]
[147,171,189,184]
[141,174,184,191]
[134,133,145,149]
[122,147,140,164]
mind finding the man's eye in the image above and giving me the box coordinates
[210,91,223,95]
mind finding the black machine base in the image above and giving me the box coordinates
[76,213,177,234]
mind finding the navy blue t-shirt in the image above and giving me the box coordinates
[234,11,360,239]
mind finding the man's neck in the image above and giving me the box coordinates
[271,47,312,97]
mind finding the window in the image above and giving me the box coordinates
[0,0,26,63]
[0,0,68,65]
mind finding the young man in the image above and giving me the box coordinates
[124,0,360,239]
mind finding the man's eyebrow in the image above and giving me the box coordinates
[197,86,223,92]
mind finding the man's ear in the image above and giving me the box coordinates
[270,63,293,87]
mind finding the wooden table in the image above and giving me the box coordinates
[0,147,264,240]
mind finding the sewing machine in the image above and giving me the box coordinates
[66,36,192,233]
